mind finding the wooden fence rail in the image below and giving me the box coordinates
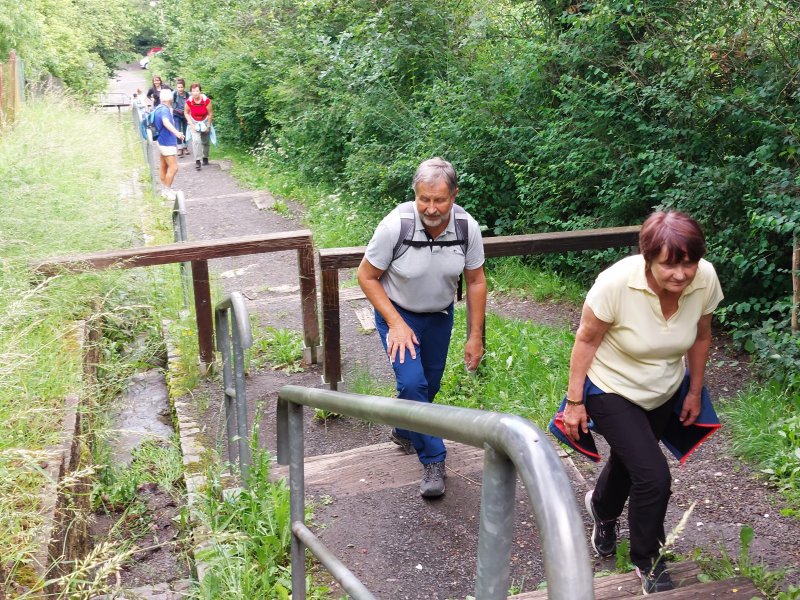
[33,231,321,366]
[318,225,641,389]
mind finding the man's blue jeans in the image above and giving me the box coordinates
[374,303,453,465]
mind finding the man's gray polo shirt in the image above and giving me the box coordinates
[364,203,485,313]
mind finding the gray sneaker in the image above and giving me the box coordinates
[420,461,446,498]
[390,429,415,455]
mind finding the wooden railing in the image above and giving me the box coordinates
[0,50,25,126]
[318,226,641,389]
[34,232,321,366]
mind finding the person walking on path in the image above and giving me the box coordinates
[153,89,185,200]
[561,210,724,594]
[357,157,487,498]
[172,79,190,157]
[184,82,213,170]
[146,75,171,108]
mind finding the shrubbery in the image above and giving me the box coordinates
[157,0,799,387]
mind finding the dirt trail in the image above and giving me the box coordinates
[162,98,800,597]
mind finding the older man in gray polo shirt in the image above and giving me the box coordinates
[357,157,487,498]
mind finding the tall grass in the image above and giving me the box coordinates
[438,308,573,428]
[194,449,330,600]
[0,96,182,590]
[721,386,800,516]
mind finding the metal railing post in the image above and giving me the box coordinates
[475,443,516,599]
[145,127,158,197]
[289,401,306,600]
[172,191,191,308]
[215,308,237,469]
[214,293,253,480]
[231,312,251,479]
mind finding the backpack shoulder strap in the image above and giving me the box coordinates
[453,204,469,248]
[392,201,416,262]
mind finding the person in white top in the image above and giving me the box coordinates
[358,157,486,498]
[563,210,723,594]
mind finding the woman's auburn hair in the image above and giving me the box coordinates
[639,210,706,264]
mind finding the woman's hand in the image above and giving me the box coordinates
[679,389,701,426]
[563,402,589,442]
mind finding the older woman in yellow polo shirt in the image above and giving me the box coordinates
[562,210,723,595]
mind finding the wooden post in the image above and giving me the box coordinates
[321,268,341,390]
[0,63,5,124]
[792,234,799,333]
[8,50,18,121]
[298,243,321,364]
[191,259,214,366]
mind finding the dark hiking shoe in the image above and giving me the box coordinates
[390,429,415,455]
[636,561,674,595]
[195,160,201,170]
[585,490,618,557]
[202,157,209,165]
[420,461,446,498]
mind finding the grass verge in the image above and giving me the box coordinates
[193,448,330,599]
[438,308,572,428]
[0,95,187,593]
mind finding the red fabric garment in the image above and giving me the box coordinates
[187,95,211,121]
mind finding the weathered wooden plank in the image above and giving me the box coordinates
[33,231,313,275]
[271,441,484,498]
[649,577,760,598]
[298,244,321,362]
[510,561,703,599]
[191,260,214,365]
[482,226,641,258]
[321,269,342,389]
[318,226,641,270]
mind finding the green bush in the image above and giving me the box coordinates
[157,0,799,388]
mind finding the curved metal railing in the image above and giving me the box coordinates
[172,191,191,307]
[276,386,595,600]
[215,292,254,480]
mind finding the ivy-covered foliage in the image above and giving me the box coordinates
[156,0,799,385]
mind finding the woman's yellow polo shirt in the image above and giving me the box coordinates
[585,255,724,410]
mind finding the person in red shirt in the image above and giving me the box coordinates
[184,82,213,170]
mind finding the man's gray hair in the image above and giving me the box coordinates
[412,157,458,195]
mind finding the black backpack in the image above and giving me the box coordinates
[391,201,469,261]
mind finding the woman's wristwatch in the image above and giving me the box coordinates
[565,398,584,406]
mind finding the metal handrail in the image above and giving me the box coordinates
[215,292,254,480]
[276,386,595,600]
[131,102,159,196]
[172,191,191,307]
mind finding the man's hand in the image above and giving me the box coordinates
[386,321,418,364]
[463,335,483,372]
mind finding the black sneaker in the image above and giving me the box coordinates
[584,490,618,557]
[195,160,201,170]
[420,461,446,498]
[390,429,415,455]
[636,560,674,595]
[202,157,209,165]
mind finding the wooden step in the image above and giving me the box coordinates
[509,561,760,599]
[270,440,485,497]
[653,577,761,598]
